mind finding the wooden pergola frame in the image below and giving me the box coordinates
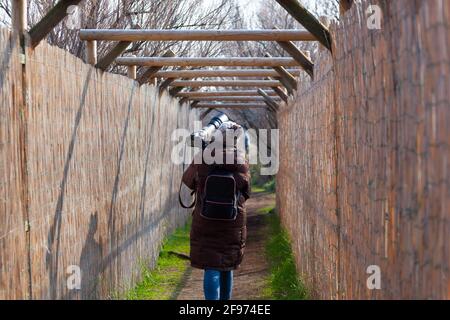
[191,96,282,102]
[175,90,279,98]
[75,0,343,109]
[168,80,283,88]
[11,0,349,111]
[115,57,300,67]
[192,103,268,109]
[79,29,315,42]
[153,69,302,78]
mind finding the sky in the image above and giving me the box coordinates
[233,0,318,15]
[237,0,319,12]
[213,0,334,27]
[0,0,333,28]
[238,0,262,18]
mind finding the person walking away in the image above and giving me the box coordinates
[181,121,250,300]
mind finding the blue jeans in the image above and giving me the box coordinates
[203,269,233,300]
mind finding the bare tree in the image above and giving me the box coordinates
[215,0,338,131]
[0,0,240,71]
[0,0,338,130]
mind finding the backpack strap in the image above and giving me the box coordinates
[178,180,196,209]
[179,146,197,209]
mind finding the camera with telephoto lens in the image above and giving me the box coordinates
[188,113,250,154]
[188,113,230,149]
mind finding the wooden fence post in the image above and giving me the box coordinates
[127,56,137,79]
[86,40,97,65]
[12,0,33,300]
[12,0,27,37]
[127,65,137,79]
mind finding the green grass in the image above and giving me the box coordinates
[252,178,276,194]
[126,220,191,300]
[262,179,275,193]
[125,199,307,300]
[263,209,309,300]
[257,205,276,215]
[250,164,276,194]
[251,185,266,193]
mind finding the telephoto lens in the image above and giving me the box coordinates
[189,113,230,148]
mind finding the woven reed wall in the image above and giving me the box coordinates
[0,27,198,299]
[0,28,29,300]
[277,0,450,299]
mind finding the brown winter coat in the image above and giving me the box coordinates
[182,150,250,271]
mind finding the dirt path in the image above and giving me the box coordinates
[176,192,276,300]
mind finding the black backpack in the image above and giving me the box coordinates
[201,168,239,221]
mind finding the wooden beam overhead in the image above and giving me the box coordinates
[193,103,268,109]
[29,0,83,48]
[275,0,332,51]
[266,53,297,93]
[190,96,282,102]
[266,76,289,102]
[79,29,315,42]
[168,75,197,96]
[258,89,280,111]
[264,101,278,113]
[176,87,200,101]
[137,50,176,85]
[272,26,314,77]
[274,67,297,91]
[277,40,314,77]
[154,69,301,78]
[273,76,291,95]
[273,86,289,103]
[116,57,299,67]
[96,41,131,70]
[176,90,278,97]
[169,80,282,88]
